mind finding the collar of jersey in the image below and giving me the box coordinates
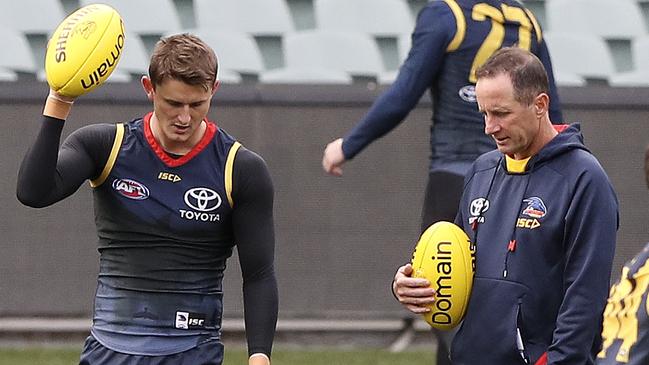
[505,155,531,173]
[143,111,217,167]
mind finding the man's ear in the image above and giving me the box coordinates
[534,93,549,118]
[141,76,155,101]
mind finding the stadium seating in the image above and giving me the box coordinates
[378,34,413,84]
[547,0,645,74]
[0,29,37,75]
[260,68,352,84]
[610,35,649,86]
[314,0,413,37]
[183,30,265,82]
[314,0,412,75]
[547,0,646,39]
[260,30,384,84]
[194,0,296,70]
[0,0,66,36]
[406,0,429,19]
[80,0,182,36]
[194,0,295,36]
[543,32,615,85]
[0,67,18,82]
[114,33,150,78]
[0,0,646,87]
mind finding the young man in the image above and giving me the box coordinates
[596,145,649,365]
[393,47,618,364]
[17,33,277,365]
[322,2,562,361]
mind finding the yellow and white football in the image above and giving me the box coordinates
[45,3,125,97]
[411,221,475,330]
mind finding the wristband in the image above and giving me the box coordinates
[47,94,74,105]
[43,94,74,119]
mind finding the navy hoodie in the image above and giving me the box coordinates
[452,124,618,365]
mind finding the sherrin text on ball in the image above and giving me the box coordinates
[411,221,475,330]
[45,3,125,97]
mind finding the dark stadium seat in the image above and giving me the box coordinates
[0,0,66,36]
[610,35,649,86]
[0,67,18,82]
[544,32,614,86]
[194,0,296,71]
[0,29,37,75]
[80,0,182,37]
[259,30,384,84]
[314,0,413,38]
[182,30,265,83]
[548,0,646,39]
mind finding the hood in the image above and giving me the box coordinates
[513,123,590,172]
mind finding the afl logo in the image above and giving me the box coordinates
[184,187,222,212]
[112,178,149,200]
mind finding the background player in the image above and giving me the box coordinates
[596,145,649,365]
[322,0,562,362]
[17,33,277,365]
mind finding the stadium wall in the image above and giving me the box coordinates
[1,80,648,319]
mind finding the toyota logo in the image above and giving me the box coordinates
[470,198,489,217]
[184,187,222,212]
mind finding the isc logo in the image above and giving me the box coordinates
[189,318,204,326]
[175,311,206,329]
[158,172,181,183]
[516,218,541,229]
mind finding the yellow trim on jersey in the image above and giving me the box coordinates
[524,8,542,43]
[505,155,530,173]
[444,0,466,52]
[90,123,124,187]
[225,141,242,208]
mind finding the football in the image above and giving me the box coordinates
[45,3,125,97]
[411,221,475,330]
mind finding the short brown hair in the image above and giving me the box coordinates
[148,33,218,91]
[475,47,549,106]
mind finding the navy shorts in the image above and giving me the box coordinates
[421,171,464,232]
[78,335,224,365]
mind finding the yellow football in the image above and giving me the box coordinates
[411,221,475,330]
[45,3,125,97]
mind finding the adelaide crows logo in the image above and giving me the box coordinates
[516,197,546,229]
[521,197,547,218]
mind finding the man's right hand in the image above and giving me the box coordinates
[392,263,436,314]
[322,138,346,176]
[43,89,75,120]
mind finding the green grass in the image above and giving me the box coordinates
[0,347,435,365]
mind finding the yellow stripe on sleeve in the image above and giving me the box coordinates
[225,141,242,208]
[444,0,466,52]
[90,123,124,187]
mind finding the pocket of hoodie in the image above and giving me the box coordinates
[451,277,530,364]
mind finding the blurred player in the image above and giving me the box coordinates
[393,47,617,364]
[17,33,277,365]
[322,1,562,362]
[596,145,649,365]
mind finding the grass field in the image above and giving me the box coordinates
[0,347,436,365]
